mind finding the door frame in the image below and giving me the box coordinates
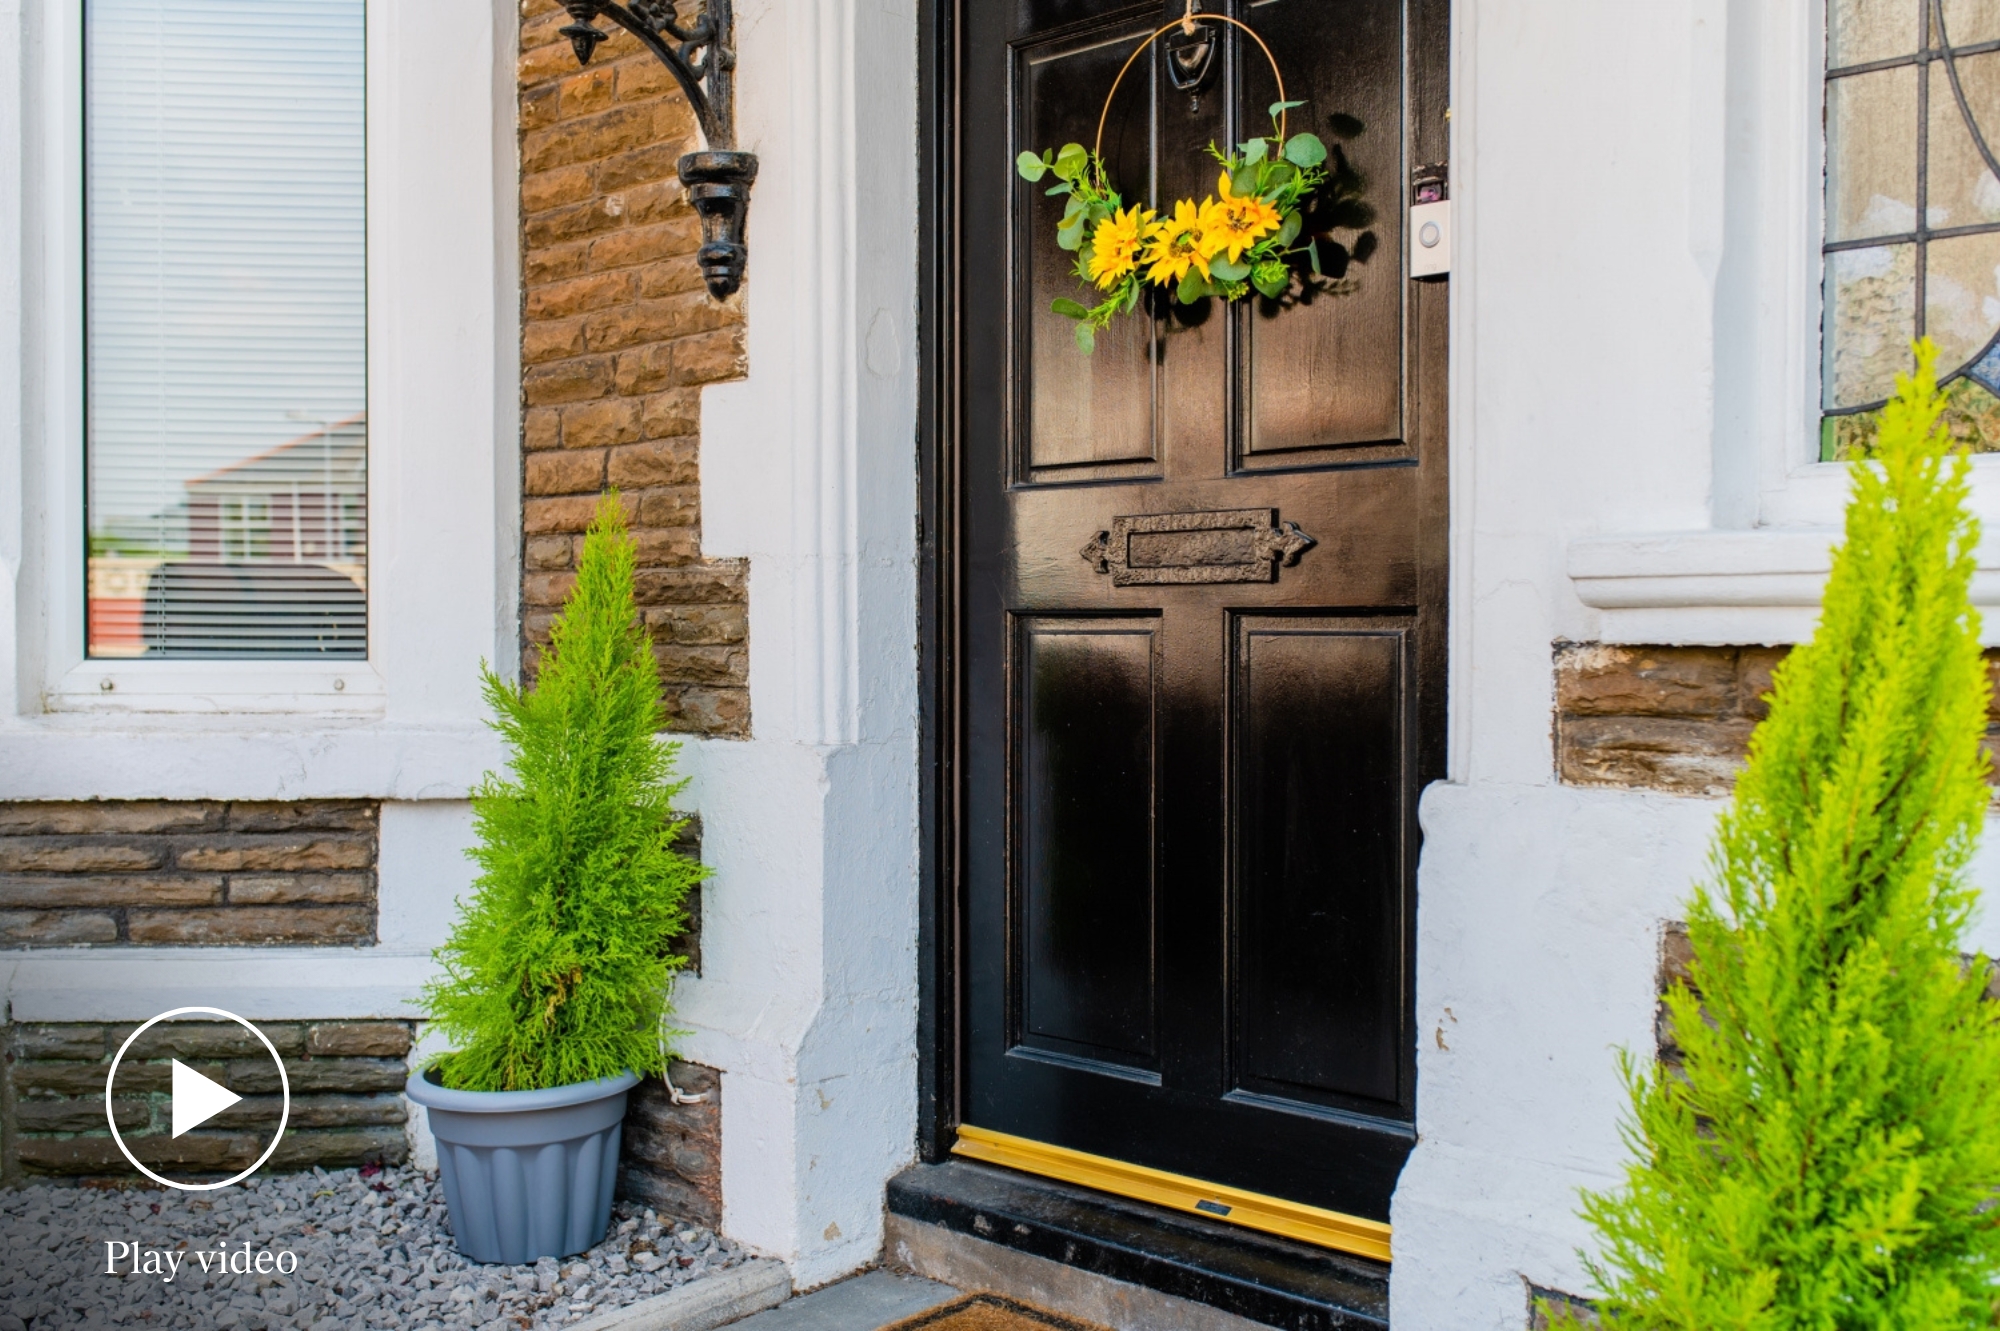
[915,0,963,1166]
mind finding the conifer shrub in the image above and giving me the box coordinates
[422,493,706,1093]
[1558,341,2000,1327]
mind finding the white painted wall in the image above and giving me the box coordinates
[654,0,923,1289]
[1393,1,2000,1325]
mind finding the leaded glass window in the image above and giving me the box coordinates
[1823,0,2000,458]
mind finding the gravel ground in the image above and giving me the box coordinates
[0,1165,750,1331]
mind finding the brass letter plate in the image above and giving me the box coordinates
[1080,509,1316,586]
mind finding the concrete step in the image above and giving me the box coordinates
[726,1269,962,1331]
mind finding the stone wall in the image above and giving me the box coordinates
[617,1061,721,1228]
[518,0,749,737]
[4,1020,410,1184]
[0,801,377,947]
[1553,644,1784,797]
[1555,644,2000,797]
[1528,1285,1599,1329]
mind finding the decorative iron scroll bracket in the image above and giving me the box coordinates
[1081,509,1317,586]
[559,1,755,299]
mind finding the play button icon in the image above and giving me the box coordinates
[106,1006,291,1191]
[170,1059,244,1137]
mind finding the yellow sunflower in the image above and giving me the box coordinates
[1208,171,1282,263]
[1086,204,1155,289]
[1141,198,1223,286]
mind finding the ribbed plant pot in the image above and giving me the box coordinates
[406,1067,640,1265]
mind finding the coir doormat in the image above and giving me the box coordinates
[882,1292,1113,1331]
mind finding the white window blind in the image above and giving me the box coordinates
[85,0,367,660]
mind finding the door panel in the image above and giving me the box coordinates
[958,0,1448,1232]
[1232,618,1409,1112]
[1020,26,1161,474]
[1239,0,1410,457]
[1016,618,1161,1073]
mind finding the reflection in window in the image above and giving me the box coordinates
[1823,0,2000,459]
[84,0,367,658]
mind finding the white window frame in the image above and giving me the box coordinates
[0,0,519,782]
[1570,0,2000,644]
[36,1,380,713]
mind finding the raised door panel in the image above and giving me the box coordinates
[1016,25,1161,477]
[1230,618,1411,1116]
[1239,0,1410,461]
[1013,618,1163,1077]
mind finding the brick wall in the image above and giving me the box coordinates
[1555,644,2000,797]
[0,802,376,947]
[519,0,749,737]
[4,1020,410,1183]
[617,1061,721,1227]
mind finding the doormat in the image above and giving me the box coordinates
[881,1292,1112,1331]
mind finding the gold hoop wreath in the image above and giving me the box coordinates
[1015,8,1331,353]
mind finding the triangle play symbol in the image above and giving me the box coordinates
[170,1059,243,1138]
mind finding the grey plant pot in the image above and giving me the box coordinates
[406,1067,641,1265]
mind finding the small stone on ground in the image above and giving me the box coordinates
[0,1164,749,1330]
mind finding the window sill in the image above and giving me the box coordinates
[46,660,387,716]
[0,714,502,801]
[1569,528,2000,646]
[0,947,438,1021]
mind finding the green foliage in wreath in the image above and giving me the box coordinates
[1017,103,1329,353]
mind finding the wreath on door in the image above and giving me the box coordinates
[1016,10,1329,353]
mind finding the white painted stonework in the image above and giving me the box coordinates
[1392,1,2000,1326]
[669,0,922,1285]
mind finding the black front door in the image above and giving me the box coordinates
[955,0,1448,1238]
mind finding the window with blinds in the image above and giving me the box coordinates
[85,0,367,660]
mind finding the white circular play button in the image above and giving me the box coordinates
[105,1006,291,1191]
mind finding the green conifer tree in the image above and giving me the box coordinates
[1560,341,2000,1328]
[423,493,706,1093]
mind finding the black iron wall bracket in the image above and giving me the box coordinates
[558,0,757,299]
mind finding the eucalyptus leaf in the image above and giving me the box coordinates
[1269,99,1306,118]
[1274,212,1301,248]
[1017,151,1048,182]
[1046,182,1073,197]
[1253,269,1289,299]
[1054,142,1089,180]
[1177,270,1209,304]
[1283,133,1328,168]
[1209,258,1251,282]
[1240,138,1268,166]
[1075,322,1096,354]
[1057,217,1086,251]
[1231,167,1260,198]
[1051,297,1092,319]
[1308,238,1322,275]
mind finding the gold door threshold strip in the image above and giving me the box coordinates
[950,1124,1392,1264]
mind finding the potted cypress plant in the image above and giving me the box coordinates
[408,492,707,1265]
[1549,341,2000,1326]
